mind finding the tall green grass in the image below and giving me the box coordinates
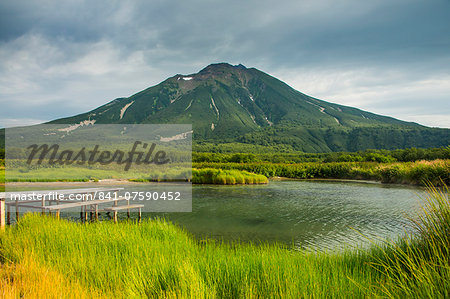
[0,184,448,297]
[0,215,381,297]
[369,183,450,297]
[192,168,268,184]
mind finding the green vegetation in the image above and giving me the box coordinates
[2,147,449,187]
[194,160,450,186]
[0,184,448,297]
[1,215,373,297]
[0,161,268,185]
[192,168,268,184]
[193,146,450,163]
[236,126,449,152]
[1,165,258,186]
[2,157,448,186]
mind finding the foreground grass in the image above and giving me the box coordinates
[0,215,382,298]
[0,256,104,298]
[0,184,449,298]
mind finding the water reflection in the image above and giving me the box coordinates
[151,180,425,250]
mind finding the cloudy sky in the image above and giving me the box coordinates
[1,0,449,128]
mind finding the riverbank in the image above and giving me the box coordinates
[194,159,450,186]
[1,159,448,187]
[0,166,269,187]
[0,184,448,297]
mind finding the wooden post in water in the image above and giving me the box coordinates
[41,196,45,216]
[0,199,5,230]
[6,204,10,225]
[113,192,118,223]
[94,204,99,221]
[113,209,118,223]
[138,207,142,223]
[15,201,19,222]
[83,196,88,222]
[127,197,130,219]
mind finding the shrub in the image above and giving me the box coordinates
[192,168,268,185]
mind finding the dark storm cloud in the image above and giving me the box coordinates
[1,0,449,127]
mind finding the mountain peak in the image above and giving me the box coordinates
[50,63,450,152]
[199,63,247,73]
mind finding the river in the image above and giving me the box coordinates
[152,180,425,250]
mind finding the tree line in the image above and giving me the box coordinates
[193,146,450,163]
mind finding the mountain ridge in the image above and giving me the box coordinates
[49,63,449,152]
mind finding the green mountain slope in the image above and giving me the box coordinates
[50,63,449,152]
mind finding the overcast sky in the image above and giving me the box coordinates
[1,0,449,128]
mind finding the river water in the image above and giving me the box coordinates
[152,180,425,250]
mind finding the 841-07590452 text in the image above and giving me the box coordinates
[6,191,182,202]
[124,191,181,201]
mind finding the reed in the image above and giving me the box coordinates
[369,182,450,297]
[192,168,268,184]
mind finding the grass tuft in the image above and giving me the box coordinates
[370,182,450,297]
[192,168,268,184]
